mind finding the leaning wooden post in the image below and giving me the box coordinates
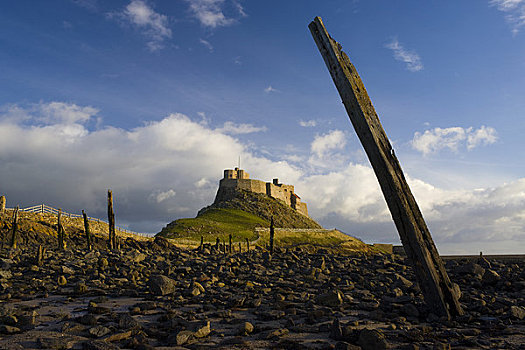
[82,210,92,250]
[309,17,463,319]
[0,196,5,214]
[269,217,275,254]
[10,206,19,249]
[228,234,232,254]
[57,209,65,250]
[107,190,116,250]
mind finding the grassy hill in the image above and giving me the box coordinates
[201,189,323,229]
[158,189,372,253]
[158,208,268,242]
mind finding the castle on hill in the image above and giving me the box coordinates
[216,168,309,217]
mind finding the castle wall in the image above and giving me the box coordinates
[296,202,308,217]
[218,169,309,217]
[220,178,266,195]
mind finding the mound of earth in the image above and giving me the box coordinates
[201,189,322,229]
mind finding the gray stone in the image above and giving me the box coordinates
[148,275,176,296]
[316,290,343,307]
[482,269,501,285]
[358,328,388,350]
[510,306,525,319]
[238,321,254,335]
[89,325,112,338]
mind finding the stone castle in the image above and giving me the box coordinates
[215,168,309,217]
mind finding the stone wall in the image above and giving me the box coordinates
[217,169,309,217]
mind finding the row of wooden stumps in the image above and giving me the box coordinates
[198,216,276,255]
[2,189,117,253]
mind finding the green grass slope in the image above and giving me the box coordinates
[203,189,322,229]
[158,208,268,242]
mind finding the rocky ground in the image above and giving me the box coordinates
[0,237,524,349]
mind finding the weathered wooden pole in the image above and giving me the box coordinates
[309,16,463,319]
[228,234,232,254]
[269,217,275,254]
[0,196,5,213]
[10,206,19,249]
[215,237,220,251]
[82,210,92,250]
[35,244,46,266]
[246,238,250,252]
[200,235,204,251]
[107,190,116,250]
[57,209,66,250]
[238,242,242,253]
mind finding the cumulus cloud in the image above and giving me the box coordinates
[412,126,497,155]
[385,38,423,72]
[299,119,317,127]
[119,0,172,51]
[311,130,346,158]
[490,0,525,34]
[0,101,524,254]
[215,121,267,134]
[186,0,235,28]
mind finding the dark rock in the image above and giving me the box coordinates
[148,275,176,296]
[358,328,388,350]
[482,269,501,285]
[316,290,343,307]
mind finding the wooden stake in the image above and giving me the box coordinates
[57,209,66,250]
[82,210,92,250]
[269,217,275,254]
[228,234,232,254]
[200,236,204,251]
[309,16,463,319]
[35,244,46,266]
[246,238,249,252]
[0,196,5,213]
[107,190,116,250]
[10,206,19,249]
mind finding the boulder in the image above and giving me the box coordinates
[148,275,176,296]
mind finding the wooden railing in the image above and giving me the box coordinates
[5,204,152,238]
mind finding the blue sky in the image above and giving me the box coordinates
[1,0,525,254]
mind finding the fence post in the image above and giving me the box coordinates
[269,217,275,254]
[107,190,116,250]
[0,196,5,214]
[57,209,66,250]
[10,206,19,249]
[82,210,92,250]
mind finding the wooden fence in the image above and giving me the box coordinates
[5,204,151,238]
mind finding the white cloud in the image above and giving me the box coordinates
[467,125,498,150]
[215,121,267,134]
[264,85,279,93]
[186,0,235,28]
[311,130,346,158]
[412,126,497,155]
[1,102,524,254]
[121,0,172,51]
[490,0,525,34]
[385,38,423,72]
[149,189,176,203]
[299,119,317,127]
[199,38,214,52]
